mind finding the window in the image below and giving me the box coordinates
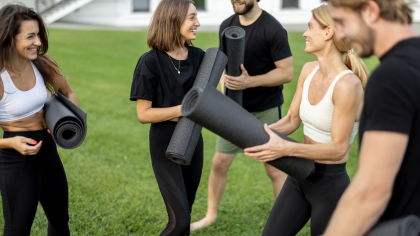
[195,0,205,11]
[133,0,149,12]
[282,0,299,9]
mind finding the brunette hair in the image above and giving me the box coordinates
[0,4,61,93]
[323,0,413,24]
[312,5,369,87]
[147,0,196,51]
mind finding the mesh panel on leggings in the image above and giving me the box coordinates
[152,159,190,236]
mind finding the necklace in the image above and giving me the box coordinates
[167,53,181,74]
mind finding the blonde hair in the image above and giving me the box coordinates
[312,5,369,88]
[323,0,412,25]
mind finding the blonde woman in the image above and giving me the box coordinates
[244,5,368,235]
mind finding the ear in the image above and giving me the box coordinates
[324,25,335,41]
[361,0,380,27]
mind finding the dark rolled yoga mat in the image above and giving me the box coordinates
[181,86,315,179]
[165,48,228,165]
[220,26,245,105]
[44,92,87,149]
[365,215,420,236]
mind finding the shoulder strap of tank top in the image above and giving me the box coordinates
[330,70,354,99]
[302,65,319,101]
[304,65,319,86]
[0,68,17,94]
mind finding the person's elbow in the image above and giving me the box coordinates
[284,68,294,83]
[136,112,150,124]
[330,143,349,161]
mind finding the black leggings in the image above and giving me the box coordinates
[149,122,204,236]
[262,163,350,236]
[0,130,69,236]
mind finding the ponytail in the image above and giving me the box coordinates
[344,50,369,88]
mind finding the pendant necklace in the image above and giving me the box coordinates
[167,53,181,74]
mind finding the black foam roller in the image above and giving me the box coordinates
[220,26,245,105]
[365,215,420,236]
[44,92,87,149]
[181,86,315,179]
[165,48,228,165]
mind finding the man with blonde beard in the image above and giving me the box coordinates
[323,0,420,235]
[191,0,294,230]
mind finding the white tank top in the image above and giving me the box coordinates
[0,61,48,122]
[299,65,359,144]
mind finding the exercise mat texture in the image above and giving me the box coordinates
[220,26,245,105]
[181,86,315,179]
[165,48,228,165]
[44,92,87,149]
[365,215,420,236]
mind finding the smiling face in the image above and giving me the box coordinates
[180,3,200,42]
[231,0,255,15]
[14,20,41,61]
[328,4,375,58]
[303,17,331,55]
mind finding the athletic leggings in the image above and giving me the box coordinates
[149,121,204,236]
[262,162,350,236]
[0,130,70,236]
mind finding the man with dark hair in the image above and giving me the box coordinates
[322,0,420,235]
[191,0,294,230]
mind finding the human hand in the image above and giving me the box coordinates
[10,136,43,156]
[224,64,253,90]
[244,124,290,162]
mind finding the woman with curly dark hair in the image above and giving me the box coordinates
[0,4,79,235]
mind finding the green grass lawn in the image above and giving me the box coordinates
[0,29,379,235]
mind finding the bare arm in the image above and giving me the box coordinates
[136,99,181,124]
[224,57,294,91]
[53,71,78,106]
[324,131,408,236]
[269,61,313,135]
[245,73,363,162]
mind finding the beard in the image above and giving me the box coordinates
[352,23,375,58]
[231,0,255,15]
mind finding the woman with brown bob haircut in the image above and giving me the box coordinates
[0,4,79,236]
[129,0,203,235]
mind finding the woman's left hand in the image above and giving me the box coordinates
[244,124,291,162]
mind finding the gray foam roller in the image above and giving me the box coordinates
[365,215,420,236]
[220,26,245,106]
[44,92,87,149]
[181,86,315,180]
[165,48,228,165]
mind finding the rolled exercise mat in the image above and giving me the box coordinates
[181,86,315,179]
[165,48,228,165]
[365,215,420,236]
[44,92,87,149]
[220,26,245,105]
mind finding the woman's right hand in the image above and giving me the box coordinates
[9,136,43,156]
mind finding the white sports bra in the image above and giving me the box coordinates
[299,65,359,144]
[0,61,48,122]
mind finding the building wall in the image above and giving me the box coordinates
[59,0,323,28]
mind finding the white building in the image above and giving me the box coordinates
[1,0,420,31]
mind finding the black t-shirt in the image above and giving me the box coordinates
[130,47,205,109]
[219,10,292,112]
[358,37,420,222]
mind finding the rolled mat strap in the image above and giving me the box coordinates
[44,92,87,149]
[181,86,314,180]
[165,48,228,165]
[220,26,245,106]
[365,215,420,236]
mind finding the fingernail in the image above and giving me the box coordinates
[33,141,37,144]
[47,130,50,134]
[40,141,43,144]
